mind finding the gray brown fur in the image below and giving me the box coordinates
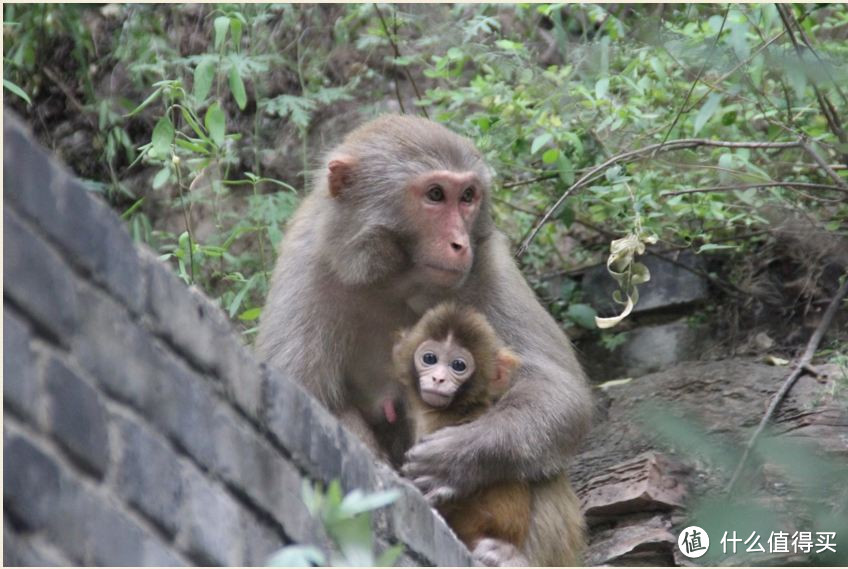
[255,114,590,564]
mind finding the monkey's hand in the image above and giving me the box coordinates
[402,425,476,505]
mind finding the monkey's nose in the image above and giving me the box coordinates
[450,241,464,252]
[434,376,446,385]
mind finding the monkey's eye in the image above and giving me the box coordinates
[451,359,467,372]
[422,352,438,365]
[460,187,475,203]
[426,186,445,202]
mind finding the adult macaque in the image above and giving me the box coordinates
[255,115,592,564]
[393,302,584,566]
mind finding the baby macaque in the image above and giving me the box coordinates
[393,302,532,566]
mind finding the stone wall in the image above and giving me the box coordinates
[3,112,472,566]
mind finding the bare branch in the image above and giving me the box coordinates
[374,4,429,119]
[660,181,848,198]
[653,5,730,156]
[799,137,848,190]
[514,138,801,258]
[726,275,848,495]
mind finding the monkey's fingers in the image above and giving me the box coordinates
[423,485,457,506]
[405,472,438,492]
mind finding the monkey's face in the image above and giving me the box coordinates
[404,170,483,289]
[413,337,476,408]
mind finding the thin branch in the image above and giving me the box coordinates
[725,275,848,495]
[660,181,848,198]
[777,4,848,163]
[492,197,539,216]
[799,136,848,190]
[503,173,558,189]
[653,4,730,156]
[373,3,429,119]
[514,138,801,258]
[684,29,786,116]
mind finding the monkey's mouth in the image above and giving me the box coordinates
[421,389,452,408]
[424,263,465,275]
[422,263,469,287]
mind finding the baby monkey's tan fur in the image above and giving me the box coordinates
[394,303,584,566]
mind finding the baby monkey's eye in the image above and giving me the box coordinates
[422,352,438,365]
[426,185,445,202]
[451,359,467,372]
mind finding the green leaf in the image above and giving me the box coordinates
[213,16,229,50]
[567,303,597,329]
[228,65,247,110]
[230,16,243,48]
[697,243,738,253]
[595,77,609,100]
[557,203,575,228]
[205,102,226,147]
[238,307,261,321]
[376,544,404,567]
[542,148,559,164]
[126,87,162,117]
[531,133,552,154]
[3,78,31,104]
[175,138,209,154]
[693,93,722,135]
[193,59,216,102]
[267,545,326,567]
[152,116,174,158]
[338,489,400,517]
[557,155,575,186]
[152,166,171,189]
[228,274,257,318]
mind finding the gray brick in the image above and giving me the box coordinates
[4,433,63,531]
[4,114,144,315]
[151,352,219,469]
[144,252,232,372]
[45,357,109,476]
[88,497,183,566]
[3,428,91,563]
[4,522,73,567]
[71,283,162,413]
[242,512,285,566]
[113,412,183,536]
[182,466,244,566]
[265,368,338,480]
[3,114,63,234]
[219,341,264,421]
[4,208,79,342]
[214,410,324,544]
[3,308,40,424]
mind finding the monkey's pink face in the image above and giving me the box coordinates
[413,337,476,408]
[406,170,482,288]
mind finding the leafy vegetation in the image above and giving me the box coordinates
[5,4,845,344]
[5,4,845,338]
[267,480,402,567]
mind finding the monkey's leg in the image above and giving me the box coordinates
[337,408,388,461]
[471,538,530,567]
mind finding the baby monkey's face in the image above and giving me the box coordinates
[413,335,476,408]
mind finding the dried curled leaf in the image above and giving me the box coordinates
[595,233,657,329]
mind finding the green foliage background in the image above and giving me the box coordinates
[5,3,846,336]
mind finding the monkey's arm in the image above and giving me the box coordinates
[403,234,592,500]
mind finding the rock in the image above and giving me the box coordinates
[582,251,708,316]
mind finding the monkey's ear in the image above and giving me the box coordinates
[492,349,521,394]
[328,157,355,198]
